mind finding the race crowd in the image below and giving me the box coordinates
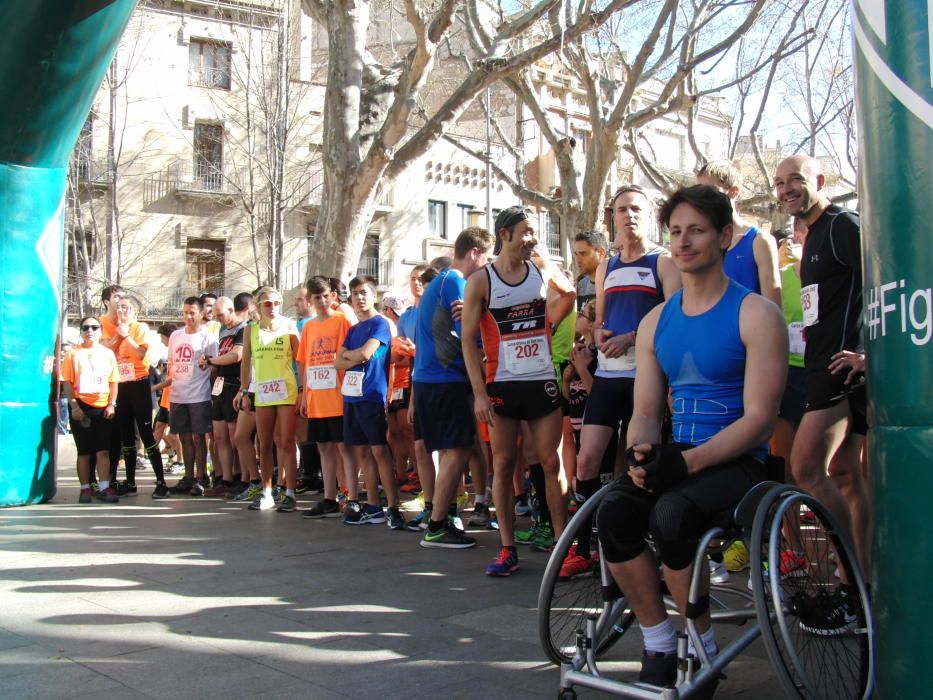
[60,154,868,685]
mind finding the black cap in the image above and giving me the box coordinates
[493,206,529,255]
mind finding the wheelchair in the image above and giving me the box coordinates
[538,478,874,699]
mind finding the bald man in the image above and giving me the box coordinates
[773,156,869,612]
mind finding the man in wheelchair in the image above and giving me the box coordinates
[596,185,788,690]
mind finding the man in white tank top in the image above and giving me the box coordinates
[462,206,576,577]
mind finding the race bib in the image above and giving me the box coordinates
[211,377,225,396]
[118,362,135,383]
[307,365,337,390]
[503,336,551,376]
[341,370,364,397]
[257,378,288,403]
[78,372,108,395]
[174,361,192,377]
[801,284,819,327]
[598,347,637,372]
[391,387,405,402]
[788,321,806,356]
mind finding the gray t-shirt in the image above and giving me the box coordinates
[576,274,597,312]
[167,328,219,404]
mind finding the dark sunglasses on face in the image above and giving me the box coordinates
[81,324,101,331]
[261,300,282,308]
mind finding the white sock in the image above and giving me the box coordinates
[286,488,295,498]
[98,480,110,491]
[475,494,488,505]
[640,618,677,655]
[263,487,273,499]
[688,627,718,658]
[81,483,90,490]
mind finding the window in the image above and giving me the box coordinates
[428,200,447,239]
[546,211,561,257]
[193,122,223,191]
[357,235,380,281]
[458,204,474,232]
[189,39,231,89]
[186,239,225,293]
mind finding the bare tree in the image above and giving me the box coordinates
[300,0,635,280]
[445,0,812,259]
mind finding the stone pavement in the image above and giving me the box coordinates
[0,438,786,699]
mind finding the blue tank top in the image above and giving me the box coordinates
[723,228,760,293]
[654,279,766,460]
[598,249,664,379]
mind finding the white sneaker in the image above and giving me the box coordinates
[709,557,730,584]
[248,494,277,511]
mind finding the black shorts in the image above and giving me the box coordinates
[388,386,411,413]
[343,401,388,446]
[211,381,240,423]
[583,375,635,429]
[154,406,170,425]
[70,400,114,456]
[413,381,475,452]
[804,368,868,435]
[779,366,807,424]
[308,416,343,444]
[487,379,561,421]
[170,401,212,435]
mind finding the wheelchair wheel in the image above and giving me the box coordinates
[538,485,634,665]
[751,485,873,699]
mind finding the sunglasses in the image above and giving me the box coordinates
[261,300,282,308]
[81,324,101,331]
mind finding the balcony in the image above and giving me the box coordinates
[71,157,113,189]
[144,160,238,203]
[297,168,392,212]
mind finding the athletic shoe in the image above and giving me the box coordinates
[168,477,193,494]
[514,521,541,545]
[248,493,277,511]
[189,481,205,497]
[450,514,464,532]
[723,540,750,572]
[421,522,477,549]
[800,508,817,524]
[529,523,555,549]
[514,499,532,517]
[136,455,151,469]
[485,546,519,577]
[567,497,580,516]
[79,488,94,504]
[152,483,170,499]
[488,516,499,531]
[779,550,808,578]
[90,481,99,492]
[226,481,249,499]
[386,506,406,530]
[236,484,263,502]
[95,487,120,504]
[272,485,284,503]
[277,495,297,513]
[202,484,228,497]
[709,557,730,584]
[558,546,595,580]
[404,508,432,532]
[468,502,491,527]
[399,478,421,494]
[343,500,364,524]
[116,481,137,497]
[302,499,341,518]
[798,589,857,636]
[639,650,677,687]
[358,504,386,524]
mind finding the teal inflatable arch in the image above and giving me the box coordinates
[0,1,138,507]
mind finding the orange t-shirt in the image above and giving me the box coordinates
[99,315,118,342]
[114,322,151,382]
[159,383,172,410]
[297,312,352,418]
[60,344,119,407]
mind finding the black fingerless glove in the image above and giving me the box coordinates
[629,444,689,492]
